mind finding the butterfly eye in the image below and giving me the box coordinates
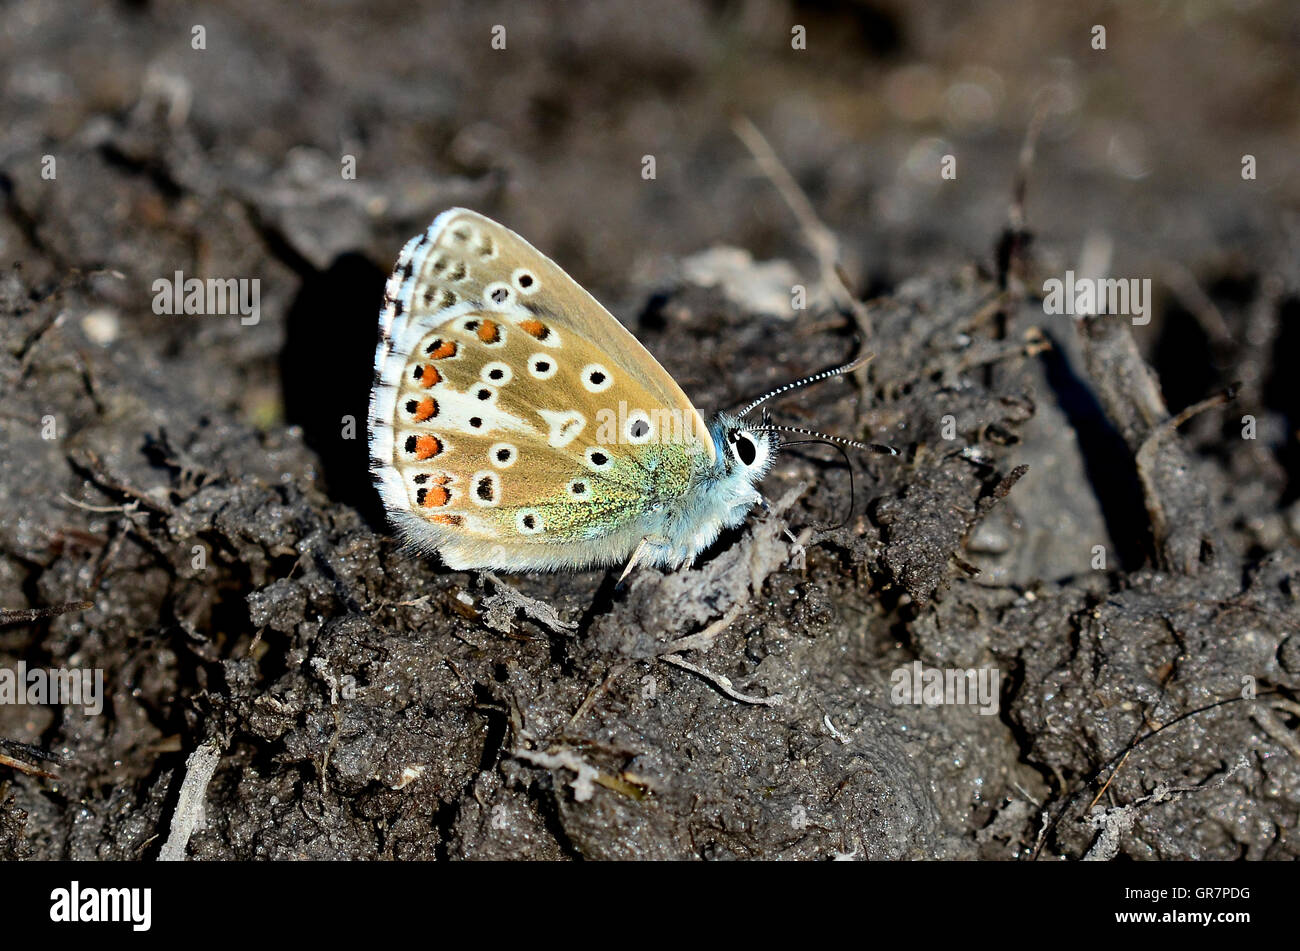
[732,432,758,466]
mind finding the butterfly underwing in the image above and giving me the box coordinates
[368,208,790,573]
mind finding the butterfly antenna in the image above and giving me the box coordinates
[750,424,898,456]
[737,353,875,419]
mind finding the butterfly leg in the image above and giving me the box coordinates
[617,537,652,585]
[616,534,674,585]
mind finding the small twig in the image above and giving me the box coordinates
[1159,260,1234,347]
[66,449,174,516]
[659,654,784,706]
[952,330,1051,375]
[1008,103,1047,234]
[1251,705,1300,760]
[59,493,138,514]
[824,715,849,744]
[0,600,94,626]
[733,114,872,339]
[1082,756,1250,861]
[1087,748,1132,812]
[158,740,222,861]
[480,572,577,634]
[660,603,743,655]
[0,741,59,780]
[564,664,627,732]
[977,464,1030,516]
[1271,698,1300,719]
[959,292,1012,335]
[997,91,1056,299]
[1033,690,1276,859]
[1133,383,1239,551]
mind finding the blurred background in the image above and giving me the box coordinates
[3,0,1295,369]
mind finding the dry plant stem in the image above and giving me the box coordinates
[0,600,93,625]
[998,92,1052,316]
[1033,691,1273,859]
[1082,757,1250,861]
[660,603,744,655]
[1159,260,1233,347]
[157,740,222,861]
[732,114,873,341]
[1087,749,1132,812]
[564,663,627,732]
[1134,384,1238,561]
[659,653,784,706]
[0,751,57,779]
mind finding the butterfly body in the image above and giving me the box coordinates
[369,208,777,572]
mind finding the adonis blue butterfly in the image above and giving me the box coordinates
[369,209,883,575]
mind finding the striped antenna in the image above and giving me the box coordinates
[737,353,875,419]
[751,424,898,456]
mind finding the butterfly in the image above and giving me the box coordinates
[368,208,884,575]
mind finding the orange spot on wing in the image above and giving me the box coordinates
[414,435,443,460]
[477,319,500,343]
[421,485,450,507]
[432,514,462,526]
[520,318,548,339]
[418,365,441,387]
[428,340,457,360]
[413,397,437,421]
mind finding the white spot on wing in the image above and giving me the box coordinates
[528,354,557,379]
[488,442,517,468]
[470,471,501,507]
[481,362,512,385]
[580,363,613,393]
[538,409,586,448]
[512,268,539,295]
[625,409,654,445]
[583,447,612,471]
[483,282,513,308]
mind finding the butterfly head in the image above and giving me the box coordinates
[711,412,778,485]
[705,352,898,505]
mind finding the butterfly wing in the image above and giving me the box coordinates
[369,208,715,570]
